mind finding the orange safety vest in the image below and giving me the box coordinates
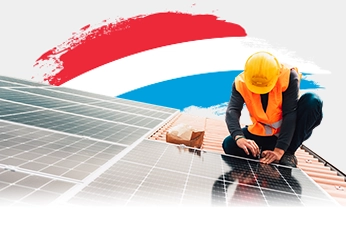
[235,64,299,136]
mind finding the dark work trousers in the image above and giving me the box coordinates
[222,92,323,160]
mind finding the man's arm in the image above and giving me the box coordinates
[260,69,299,164]
[225,82,245,139]
[275,69,300,151]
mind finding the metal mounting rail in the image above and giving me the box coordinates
[301,144,346,181]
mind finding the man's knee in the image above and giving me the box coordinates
[222,135,236,154]
[298,92,323,129]
[300,92,323,110]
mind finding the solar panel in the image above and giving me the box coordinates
[0,108,151,145]
[0,88,171,126]
[0,76,180,206]
[0,75,47,87]
[0,79,27,87]
[0,120,125,179]
[13,87,103,105]
[65,139,339,207]
[0,76,339,207]
[0,88,76,109]
[0,168,76,206]
[51,104,163,128]
[0,77,178,145]
[0,99,41,116]
[0,120,125,206]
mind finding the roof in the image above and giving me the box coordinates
[149,112,346,206]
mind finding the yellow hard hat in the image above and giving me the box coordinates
[244,51,281,94]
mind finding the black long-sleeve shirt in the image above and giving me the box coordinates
[225,69,300,151]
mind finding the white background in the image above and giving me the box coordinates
[0,1,345,239]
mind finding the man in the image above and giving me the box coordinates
[222,51,323,167]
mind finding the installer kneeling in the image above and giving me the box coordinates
[222,51,323,167]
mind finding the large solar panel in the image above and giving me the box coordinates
[0,76,339,207]
[0,88,76,109]
[0,108,151,145]
[0,77,177,146]
[9,87,173,119]
[65,140,339,207]
[0,79,28,87]
[0,75,48,87]
[0,168,76,206]
[0,120,125,179]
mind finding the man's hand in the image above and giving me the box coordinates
[235,136,260,158]
[260,148,284,164]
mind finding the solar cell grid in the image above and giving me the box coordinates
[0,121,125,183]
[13,87,101,104]
[55,104,163,128]
[0,169,76,206]
[0,99,41,116]
[0,108,151,145]
[0,88,76,109]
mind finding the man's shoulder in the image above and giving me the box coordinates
[288,68,300,86]
[289,68,299,78]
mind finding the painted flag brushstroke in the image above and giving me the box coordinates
[33,12,246,86]
[117,71,323,110]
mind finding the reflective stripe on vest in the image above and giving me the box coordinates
[260,119,282,135]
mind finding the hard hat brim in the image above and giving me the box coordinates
[245,80,276,94]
